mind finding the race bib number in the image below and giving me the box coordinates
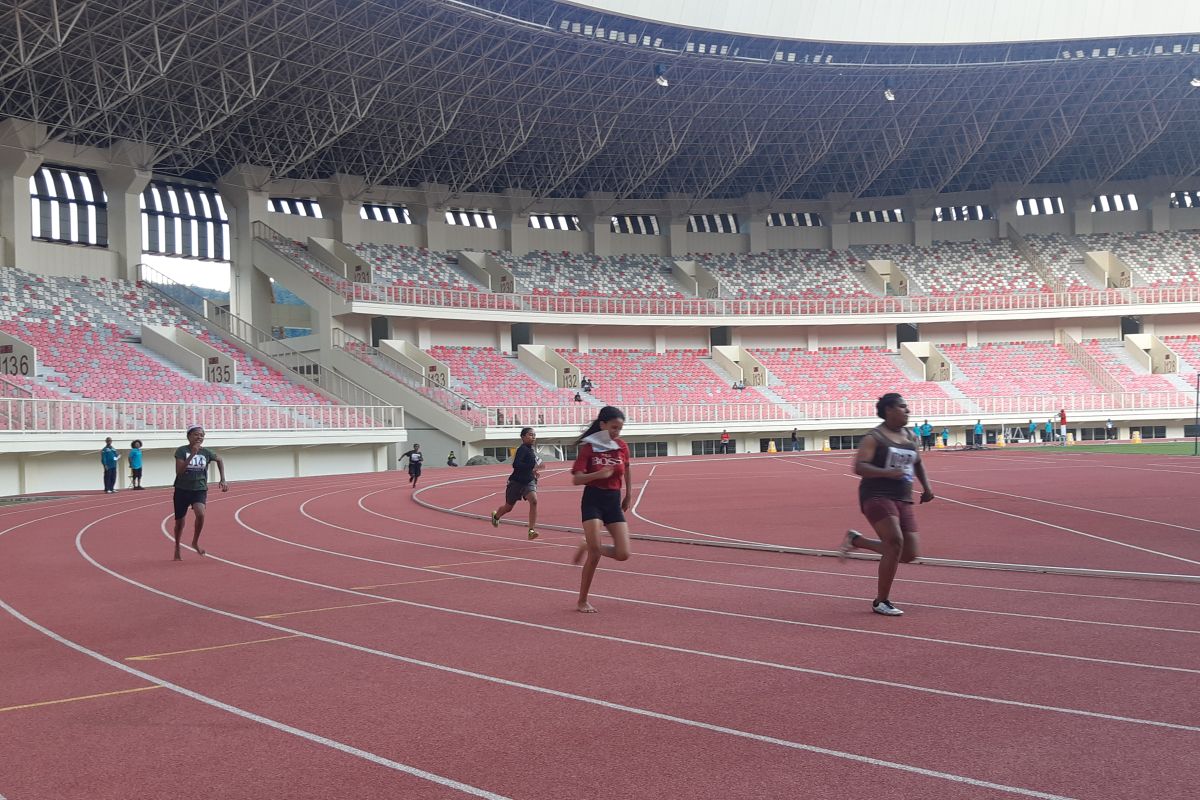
[885,447,917,481]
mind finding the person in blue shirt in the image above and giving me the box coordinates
[919,420,934,451]
[1044,418,1054,444]
[1028,419,1037,443]
[973,420,984,448]
[100,437,120,493]
[128,439,144,489]
[941,427,950,448]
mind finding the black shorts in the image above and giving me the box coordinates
[408,463,422,477]
[581,486,624,525]
[505,480,536,506]
[173,488,208,520]
[131,468,143,478]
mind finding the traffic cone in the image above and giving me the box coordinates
[822,439,831,452]
[767,440,777,453]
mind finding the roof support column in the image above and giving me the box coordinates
[217,165,274,330]
[0,119,45,270]
[500,189,532,258]
[319,174,366,245]
[582,193,614,257]
[413,183,450,251]
[98,142,154,282]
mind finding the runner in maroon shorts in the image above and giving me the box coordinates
[838,393,935,616]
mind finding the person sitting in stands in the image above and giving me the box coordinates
[574,392,583,403]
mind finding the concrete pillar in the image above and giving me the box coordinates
[99,143,154,281]
[413,183,451,251]
[416,321,432,350]
[1151,193,1172,232]
[576,327,589,353]
[501,188,533,258]
[653,327,667,353]
[1072,195,1095,236]
[582,193,615,257]
[966,323,979,348]
[318,174,367,245]
[0,119,46,269]
[217,165,274,329]
[825,194,852,251]
[806,328,819,351]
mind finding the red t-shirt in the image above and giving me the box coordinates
[720,432,730,442]
[1059,410,1067,425]
[572,440,630,492]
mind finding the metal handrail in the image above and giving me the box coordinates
[137,263,393,419]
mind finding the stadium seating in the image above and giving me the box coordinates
[940,342,1103,396]
[1079,339,1174,392]
[691,250,873,299]
[1078,231,1200,287]
[493,251,685,298]
[0,267,350,430]
[427,345,576,408]
[864,240,1047,295]
[749,347,949,404]
[354,243,477,291]
[1162,335,1200,373]
[556,349,745,406]
[1022,234,1092,290]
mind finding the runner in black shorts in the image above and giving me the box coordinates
[491,427,543,539]
[570,406,632,613]
[837,393,935,616]
[399,443,424,487]
[172,426,228,561]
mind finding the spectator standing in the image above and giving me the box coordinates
[1059,408,1068,446]
[128,440,144,490]
[973,420,984,448]
[941,427,950,448]
[1106,418,1115,440]
[100,438,120,493]
[1028,419,1037,443]
[720,430,731,454]
[1044,418,1054,444]
[790,428,800,452]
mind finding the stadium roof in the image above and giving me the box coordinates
[2,0,1199,204]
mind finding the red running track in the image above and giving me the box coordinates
[1,451,1198,800]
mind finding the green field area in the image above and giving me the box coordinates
[1004,441,1200,456]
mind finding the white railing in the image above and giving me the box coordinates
[481,392,1196,429]
[0,399,403,433]
[254,226,1200,318]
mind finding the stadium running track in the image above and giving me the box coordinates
[2,448,1198,799]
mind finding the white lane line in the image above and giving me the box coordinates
[300,492,1200,636]
[936,496,1200,567]
[239,494,1200,679]
[937,479,1200,535]
[0,596,511,800]
[0,501,508,800]
[778,457,831,471]
[630,464,772,546]
[74,527,1086,800]
[450,492,496,512]
[401,475,1200,607]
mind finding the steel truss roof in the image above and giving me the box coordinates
[2,0,1198,205]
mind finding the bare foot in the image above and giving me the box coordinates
[191,542,206,556]
[571,542,588,565]
[576,601,597,613]
[173,551,182,561]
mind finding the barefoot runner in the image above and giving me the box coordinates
[491,427,544,539]
[173,426,227,560]
[570,406,632,613]
[838,394,934,616]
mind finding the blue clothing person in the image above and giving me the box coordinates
[100,438,120,493]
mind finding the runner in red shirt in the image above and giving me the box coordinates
[1058,408,1068,446]
[570,405,632,613]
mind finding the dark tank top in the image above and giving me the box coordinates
[858,428,919,504]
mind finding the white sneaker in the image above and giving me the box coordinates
[872,600,904,616]
[838,530,859,562]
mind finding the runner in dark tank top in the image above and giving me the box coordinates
[837,393,935,617]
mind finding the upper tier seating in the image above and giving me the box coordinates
[1079,339,1174,392]
[354,243,476,291]
[427,346,576,408]
[749,347,950,405]
[557,349,745,406]
[864,240,1047,295]
[1022,234,1092,291]
[692,250,873,299]
[1078,231,1200,287]
[940,342,1103,396]
[493,251,684,298]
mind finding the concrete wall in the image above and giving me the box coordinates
[0,442,391,496]
[265,213,334,241]
[24,241,119,279]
